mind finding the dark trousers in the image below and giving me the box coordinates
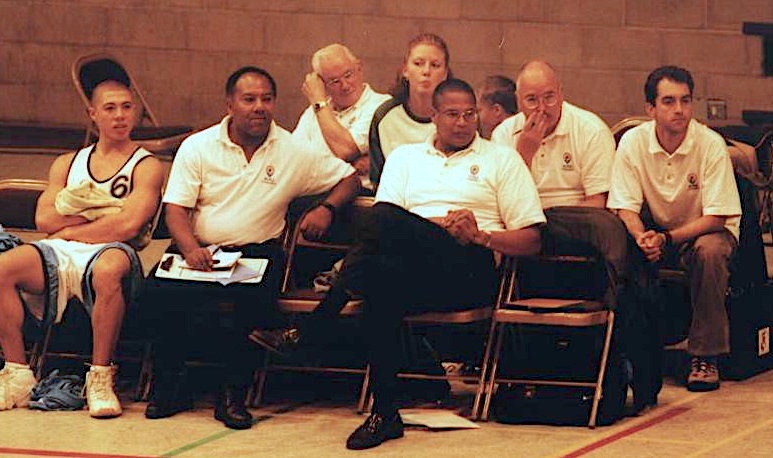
[312,202,498,414]
[144,240,285,387]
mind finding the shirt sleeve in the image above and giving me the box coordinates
[490,118,513,148]
[291,107,314,143]
[579,125,616,197]
[374,147,408,210]
[702,139,742,217]
[495,150,546,230]
[606,134,643,213]
[162,137,201,208]
[301,146,356,196]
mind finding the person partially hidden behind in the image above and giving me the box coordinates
[608,66,741,392]
[143,66,359,430]
[476,75,517,139]
[253,78,545,449]
[0,78,164,418]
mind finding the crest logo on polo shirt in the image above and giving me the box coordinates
[468,164,480,182]
[263,165,276,184]
[687,173,699,190]
[562,152,574,170]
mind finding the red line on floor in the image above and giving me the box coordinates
[0,448,155,458]
[561,407,691,458]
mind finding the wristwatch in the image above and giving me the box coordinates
[313,100,329,113]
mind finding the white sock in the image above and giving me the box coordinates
[89,365,112,373]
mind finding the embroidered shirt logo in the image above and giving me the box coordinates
[562,152,574,170]
[263,165,276,184]
[468,164,480,181]
[687,173,699,190]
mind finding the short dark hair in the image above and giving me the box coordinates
[644,66,693,105]
[80,57,132,101]
[479,75,517,114]
[432,78,476,109]
[225,66,277,97]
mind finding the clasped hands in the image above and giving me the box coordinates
[435,209,486,246]
[637,229,668,263]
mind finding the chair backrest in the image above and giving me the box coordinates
[610,116,649,147]
[281,196,374,292]
[71,53,159,147]
[756,130,772,181]
[0,179,47,231]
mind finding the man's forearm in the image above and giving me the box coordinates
[616,209,646,239]
[667,215,728,244]
[323,173,361,208]
[316,110,361,161]
[165,204,202,256]
[481,226,542,257]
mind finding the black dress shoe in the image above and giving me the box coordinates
[214,386,253,430]
[346,412,404,450]
[145,371,193,419]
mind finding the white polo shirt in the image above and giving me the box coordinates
[491,101,615,209]
[607,119,741,240]
[375,134,546,232]
[163,117,355,246]
[293,84,390,156]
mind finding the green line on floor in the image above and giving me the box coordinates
[160,415,273,457]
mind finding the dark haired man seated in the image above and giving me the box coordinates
[143,66,359,430]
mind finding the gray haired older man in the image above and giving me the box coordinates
[293,43,390,190]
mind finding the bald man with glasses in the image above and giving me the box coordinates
[490,62,634,385]
[293,43,390,190]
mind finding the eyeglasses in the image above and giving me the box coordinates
[521,93,559,110]
[325,68,357,88]
[440,109,478,123]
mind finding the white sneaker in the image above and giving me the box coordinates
[0,363,36,410]
[85,365,122,418]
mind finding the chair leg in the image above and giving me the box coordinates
[249,352,271,408]
[481,323,506,421]
[588,311,616,429]
[133,342,153,402]
[472,314,500,421]
[356,364,371,414]
[34,322,55,379]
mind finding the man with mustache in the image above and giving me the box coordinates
[143,66,360,429]
[293,44,390,191]
[608,66,741,393]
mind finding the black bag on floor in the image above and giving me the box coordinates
[492,326,628,426]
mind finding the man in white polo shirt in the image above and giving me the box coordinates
[491,60,628,313]
[255,79,545,450]
[143,66,359,429]
[608,66,741,393]
[293,44,390,191]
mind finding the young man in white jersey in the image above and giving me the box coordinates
[0,78,165,418]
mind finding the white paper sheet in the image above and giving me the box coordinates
[399,409,480,429]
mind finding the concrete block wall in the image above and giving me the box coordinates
[0,0,771,130]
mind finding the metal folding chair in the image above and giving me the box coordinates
[478,256,617,427]
[70,53,193,157]
[249,196,373,409]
